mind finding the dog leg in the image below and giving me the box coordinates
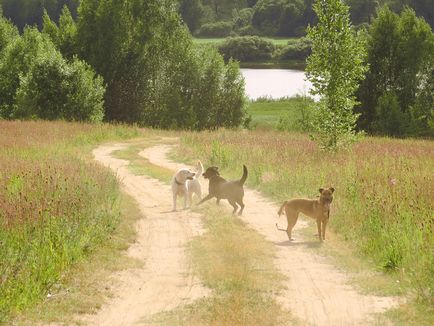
[322,218,328,240]
[198,194,213,205]
[237,200,245,215]
[187,191,193,208]
[183,193,188,209]
[228,199,238,214]
[286,212,298,241]
[316,219,322,242]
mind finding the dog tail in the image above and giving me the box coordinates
[196,160,203,178]
[238,165,248,185]
[278,201,287,216]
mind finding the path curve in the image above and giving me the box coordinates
[84,144,209,326]
[140,143,398,326]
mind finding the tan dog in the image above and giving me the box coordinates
[277,187,335,242]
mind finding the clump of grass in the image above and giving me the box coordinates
[176,130,434,310]
[0,121,141,322]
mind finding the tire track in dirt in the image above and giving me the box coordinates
[82,144,209,326]
[140,142,399,326]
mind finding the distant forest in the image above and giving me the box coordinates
[0,0,432,36]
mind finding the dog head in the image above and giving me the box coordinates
[319,187,335,210]
[175,168,196,183]
[202,166,219,179]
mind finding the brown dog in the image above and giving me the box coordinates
[198,165,248,215]
[277,187,335,241]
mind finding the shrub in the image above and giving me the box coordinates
[197,21,233,37]
[15,55,105,122]
[218,36,275,61]
[0,27,104,122]
[274,37,311,61]
[0,28,56,119]
[238,24,260,36]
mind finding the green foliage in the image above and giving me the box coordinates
[197,21,234,37]
[274,37,311,60]
[233,8,254,31]
[178,0,204,32]
[356,6,434,137]
[42,6,78,59]
[0,27,104,122]
[372,91,407,136]
[0,10,18,55]
[0,28,56,118]
[251,0,306,36]
[276,96,315,132]
[306,0,368,150]
[77,0,246,129]
[16,55,104,122]
[218,35,275,61]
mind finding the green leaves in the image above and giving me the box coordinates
[357,6,434,137]
[0,27,104,122]
[306,0,368,150]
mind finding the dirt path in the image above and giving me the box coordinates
[85,144,209,326]
[140,143,399,326]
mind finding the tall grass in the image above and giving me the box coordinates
[0,121,140,322]
[176,130,434,303]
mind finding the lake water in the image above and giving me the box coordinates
[240,68,313,100]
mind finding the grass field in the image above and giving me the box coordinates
[2,119,433,324]
[0,121,142,323]
[175,130,434,324]
[247,96,314,130]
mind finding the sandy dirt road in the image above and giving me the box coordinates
[140,142,399,326]
[84,144,209,326]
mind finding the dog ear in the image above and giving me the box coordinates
[319,188,324,193]
[330,187,335,193]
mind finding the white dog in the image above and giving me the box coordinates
[186,160,203,207]
[171,161,203,211]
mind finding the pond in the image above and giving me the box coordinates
[240,68,313,100]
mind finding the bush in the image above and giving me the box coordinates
[238,24,260,36]
[0,28,56,119]
[274,37,311,61]
[197,21,233,37]
[16,55,105,122]
[0,27,104,122]
[218,36,275,62]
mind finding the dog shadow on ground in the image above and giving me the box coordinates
[274,240,322,249]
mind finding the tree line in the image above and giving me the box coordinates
[0,1,246,129]
[1,1,432,37]
[178,0,434,37]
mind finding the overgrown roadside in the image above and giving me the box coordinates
[0,121,142,324]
